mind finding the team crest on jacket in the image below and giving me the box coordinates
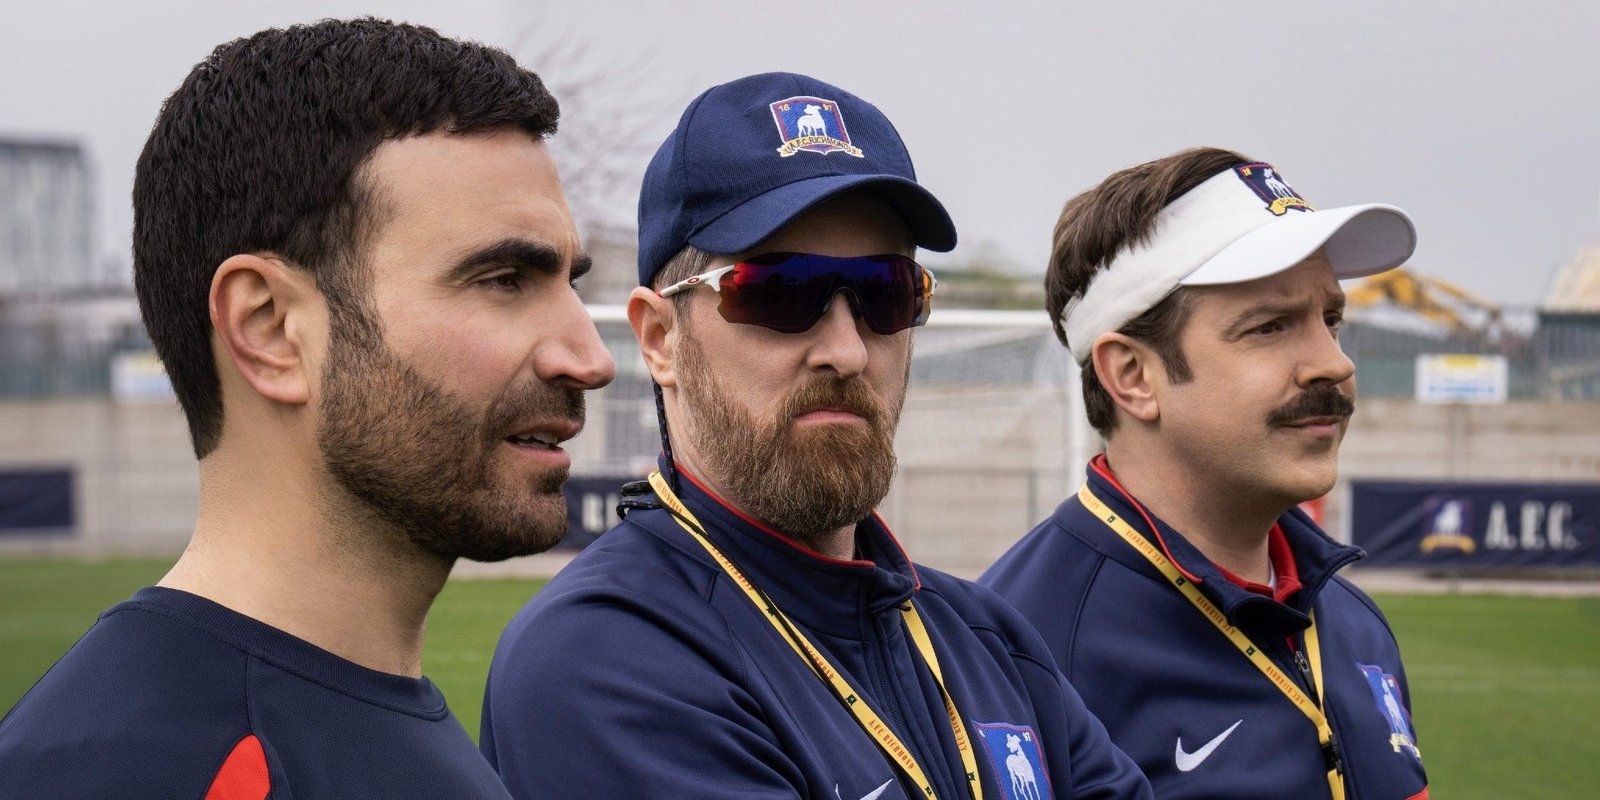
[974,722,1053,800]
[769,96,863,158]
[1358,664,1422,759]
[1234,162,1313,215]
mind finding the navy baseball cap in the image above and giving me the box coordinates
[636,72,957,286]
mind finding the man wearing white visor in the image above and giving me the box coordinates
[982,148,1430,799]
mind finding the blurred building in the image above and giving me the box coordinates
[1546,245,1600,312]
[1538,246,1600,399]
[0,138,94,295]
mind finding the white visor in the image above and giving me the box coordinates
[1061,162,1416,364]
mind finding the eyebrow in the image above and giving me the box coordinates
[1226,293,1347,337]
[444,239,589,283]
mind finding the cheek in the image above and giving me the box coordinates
[867,337,911,394]
[385,309,527,395]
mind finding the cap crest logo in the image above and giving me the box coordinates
[1234,163,1313,216]
[769,96,863,158]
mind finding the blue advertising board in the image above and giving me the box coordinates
[560,474,637,550]
[1350,480,1600,568]
[0,468,75,535]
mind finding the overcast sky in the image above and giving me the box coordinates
[3,0,1596,305]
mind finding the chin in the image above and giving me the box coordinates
[1278,467,1339,507]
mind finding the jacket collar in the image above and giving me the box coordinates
[1071,456,1363,633]
[644,458,921,641]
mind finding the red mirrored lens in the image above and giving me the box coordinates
[717,253,926,334]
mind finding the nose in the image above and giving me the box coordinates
[803,289,869,379]
[534,293,616,391]
[1301,320,1355,388]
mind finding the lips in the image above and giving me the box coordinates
[1280,414,1347,428]
[504,419,582,449]
[792,405,869,422]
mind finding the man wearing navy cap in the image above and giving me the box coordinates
[482,72,1150,800]
[981,148,1430,799]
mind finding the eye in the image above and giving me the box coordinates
[478,270,524,292]
[1325,311,1345,337]
[1248,318,1287,336]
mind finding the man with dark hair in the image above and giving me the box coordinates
[481,72,1151,800]
[981,149,1430,799]
[0,18,612,798]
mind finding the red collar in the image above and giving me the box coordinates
[1214,523,1302,603]
[674,464,922,590]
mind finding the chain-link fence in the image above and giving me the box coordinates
[3,295,1596,572]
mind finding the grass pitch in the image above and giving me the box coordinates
[2,558,1596,798]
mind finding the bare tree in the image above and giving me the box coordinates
[511,27,664,241]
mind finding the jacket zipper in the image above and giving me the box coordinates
[1291,639,1345,796]
[868,613,929,798]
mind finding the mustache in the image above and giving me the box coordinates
[1266,384,1355,426]
[484,382,586,436]
[779,376,889,426]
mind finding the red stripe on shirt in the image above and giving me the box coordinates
[204,734,270,800]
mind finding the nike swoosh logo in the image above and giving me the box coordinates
[1175,719,1243,772]
[835,779,895,800]
[858,779,895,800]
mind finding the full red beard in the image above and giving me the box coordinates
[674,332,905,547]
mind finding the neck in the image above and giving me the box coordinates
[801,526,858,562]
[160,442,450,677]
[1102,443,1280,585]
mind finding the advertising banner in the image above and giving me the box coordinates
[0,468,75,535]
[1350,480,1600,568]
[560,475,638,550]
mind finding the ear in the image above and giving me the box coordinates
[209,254,318,406]
[627,286,678,388]
[1091,332,1162,425]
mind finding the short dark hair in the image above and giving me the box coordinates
[133,18,560,457]
[1046,147,1250,437]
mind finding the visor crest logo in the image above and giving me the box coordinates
[770,96,863,158]
[1235,163,1313,216]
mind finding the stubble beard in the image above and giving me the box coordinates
[674,333,904,547]
[316,304,583,563]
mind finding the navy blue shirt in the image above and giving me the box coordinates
[981,462,1430,800]
[0,587,511,799]
[482,469,1151,800]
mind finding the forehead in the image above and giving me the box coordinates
[360,130,577,268]
[739,193,914,260]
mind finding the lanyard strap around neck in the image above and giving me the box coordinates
[1076,484,1345,800]
[648,471,982,800]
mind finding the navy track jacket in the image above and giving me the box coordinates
[981,463,1430,800]
[0,587,511,799]
[482,468,1152,800]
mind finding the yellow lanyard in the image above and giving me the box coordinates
[648,471,982,800]
[1077,484,1345,800]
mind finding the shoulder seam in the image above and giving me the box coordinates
[1063,551,1108,678]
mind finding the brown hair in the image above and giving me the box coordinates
[1046,147,1251,437]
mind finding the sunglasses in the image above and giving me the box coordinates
[659,252,937,335]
